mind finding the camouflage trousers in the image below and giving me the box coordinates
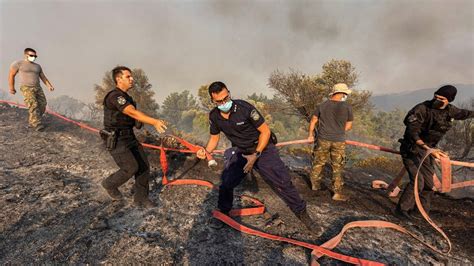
[310,139,346,193]
[20,85,47,127]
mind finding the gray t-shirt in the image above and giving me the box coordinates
[314,100,353,142]
[10,60,43,87]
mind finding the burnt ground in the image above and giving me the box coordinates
[0,104,473,265]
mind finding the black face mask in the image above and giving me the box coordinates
[432,99,446,109]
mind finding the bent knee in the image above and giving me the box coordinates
[122,162,139,175]
[137,165,150,177]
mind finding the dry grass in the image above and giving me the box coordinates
[353,156,403,175]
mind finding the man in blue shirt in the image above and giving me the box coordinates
[197,81,315,231]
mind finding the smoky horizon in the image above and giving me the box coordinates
[1,0,473,104]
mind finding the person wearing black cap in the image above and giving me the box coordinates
[395,85,474,219]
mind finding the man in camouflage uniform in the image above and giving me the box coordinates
[307,83,353,201]
[9,48,55,131]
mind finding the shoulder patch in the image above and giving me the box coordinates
[250,109,260,121]
[117,96,127,105]
[407,114,417,123]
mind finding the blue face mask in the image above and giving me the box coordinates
[218,100,233,113]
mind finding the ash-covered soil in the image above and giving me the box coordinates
[0,104,472,264]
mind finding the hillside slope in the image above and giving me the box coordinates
[0,104,472,264]
[371,84,474,111]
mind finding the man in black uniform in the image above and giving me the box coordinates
[395,85,474,219]
[101,66,167,208]
[196,81,315,231]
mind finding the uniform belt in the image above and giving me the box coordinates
[106,128,134,136]
[238,143,274,155]
[117,128,134,136]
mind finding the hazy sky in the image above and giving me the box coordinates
[1,0,473,104]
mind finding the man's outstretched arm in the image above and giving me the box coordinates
[122,105,167,133]
[197,134,220,159]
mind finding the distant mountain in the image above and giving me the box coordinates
[371,84,474,111]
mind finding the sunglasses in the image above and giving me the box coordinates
[213,94,231,105]
[27,54,38,58]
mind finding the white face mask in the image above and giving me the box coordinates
[340,95,348,102]
[27,56,36,62]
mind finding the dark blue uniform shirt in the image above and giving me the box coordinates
[403,100,474,147]
[209,100,265,150]
[103,88,136,129]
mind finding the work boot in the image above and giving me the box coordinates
[394,206,414,220]
[35,124,45,132]
[101,180,123,200]
[209,217,225,229]
[263,212,281,227]
[408,209,424,221]
[332,192,349,201]
[209,210,228,229]
[134,197,157,209]
[295,209,317,234]
[133,173,154,208]
[311,181,321,191]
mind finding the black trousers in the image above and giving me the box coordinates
[397,142,435,212]
[102,135,150,202]
[218,144,306,214]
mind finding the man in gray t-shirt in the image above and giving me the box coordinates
[9,48,55,131]
[313,100,353,142]
[307,83,353,201]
